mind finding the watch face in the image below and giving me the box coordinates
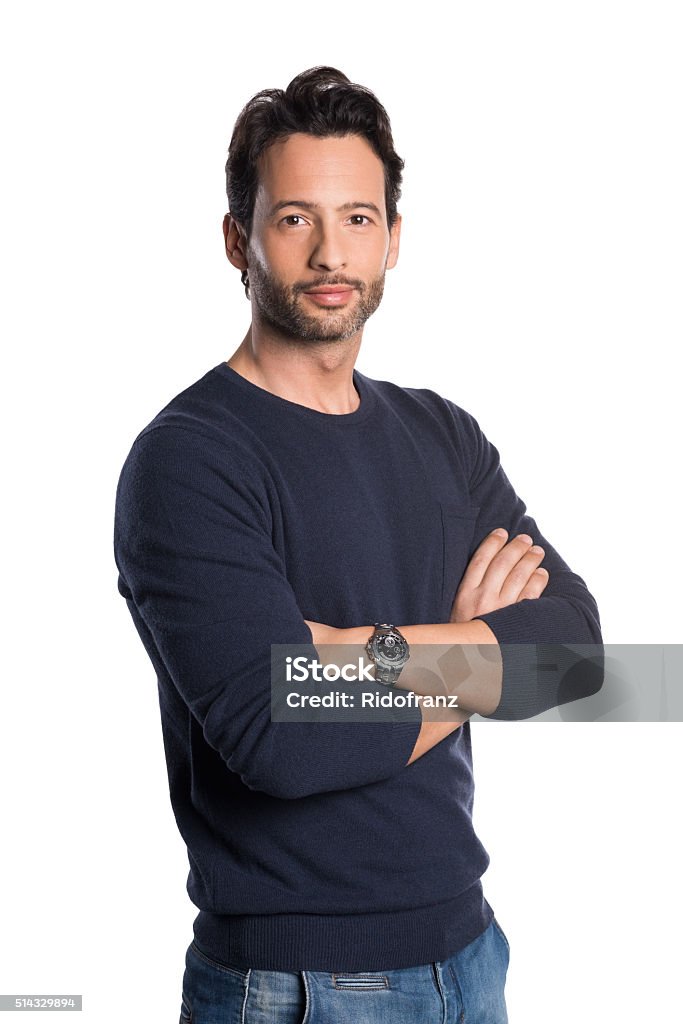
[371,631,409,667]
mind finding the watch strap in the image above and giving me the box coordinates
[374,662,401,687]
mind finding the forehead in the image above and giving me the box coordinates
[255,133,386,210]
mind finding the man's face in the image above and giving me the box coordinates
[244,132,401,344]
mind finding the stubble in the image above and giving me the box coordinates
[247,253,386,345]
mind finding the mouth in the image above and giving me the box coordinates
[302,286,356,307]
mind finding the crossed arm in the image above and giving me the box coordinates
[116,421,603,798]
[305,528,551,764]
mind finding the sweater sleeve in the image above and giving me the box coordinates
[114,425,421,799]
[448,404,604,720]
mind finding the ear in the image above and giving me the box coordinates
[385,212,402,270]
[223,213,249,271]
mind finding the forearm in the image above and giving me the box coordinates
[399,620,502,717]
[328,619,501,714]
[313,619,502,764]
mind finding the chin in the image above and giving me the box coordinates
[290,310,364,344]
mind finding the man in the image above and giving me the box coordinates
[114,66,602,1023]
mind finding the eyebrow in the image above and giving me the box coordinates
[268,199,383,218]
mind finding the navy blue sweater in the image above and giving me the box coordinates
[113,362,602,972]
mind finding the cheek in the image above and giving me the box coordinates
[261,233,309,273]
[367,232,392,267]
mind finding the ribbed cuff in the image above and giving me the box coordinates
[475,601,604,720]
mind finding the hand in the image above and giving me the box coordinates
[450,528,549,623]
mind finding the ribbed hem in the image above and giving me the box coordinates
[192,881,493,972]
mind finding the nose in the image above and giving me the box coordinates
[309,222,347,273]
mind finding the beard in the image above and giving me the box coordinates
[246,253,386,344]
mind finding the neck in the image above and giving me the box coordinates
[227,320,364,415]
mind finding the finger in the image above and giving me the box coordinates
[516,566,549,601]
[499,544,546,603]
[459,528,510,589]
[478,533,536,594]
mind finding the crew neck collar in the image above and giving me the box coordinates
[212,361,376,425]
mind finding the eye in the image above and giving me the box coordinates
[282,214,306,226]
[349,214,371,226]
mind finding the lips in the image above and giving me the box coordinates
[303,286,356,306]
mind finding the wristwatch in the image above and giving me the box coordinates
[366,623,410,687]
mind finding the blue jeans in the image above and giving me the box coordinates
[178,917,510,1023]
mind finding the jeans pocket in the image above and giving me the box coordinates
[189,940,250,979]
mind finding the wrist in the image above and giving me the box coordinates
[307,623,373,646]
[335,625,373,645]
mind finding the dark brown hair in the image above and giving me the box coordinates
[225,66,404,238]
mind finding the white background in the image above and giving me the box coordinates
[1,2,681,1021]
